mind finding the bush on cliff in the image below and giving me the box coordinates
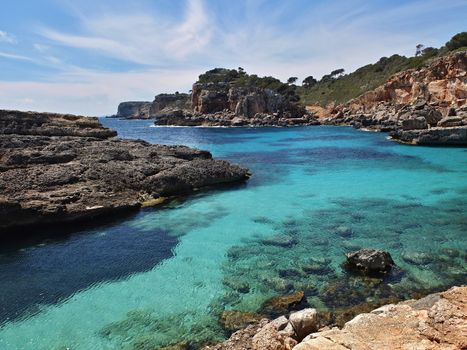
[196,68,300,102]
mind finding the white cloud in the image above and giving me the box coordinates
[40,0,213,65]
[0,67,199,116]
[0,51,33,61]
[0,30,16,44]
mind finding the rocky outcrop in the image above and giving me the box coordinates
[154,83,318,127]
[0,110,250,233]
[149,93,191,118]
[324,51,467,145]
[116,101,151,119]
[205,286,467,350]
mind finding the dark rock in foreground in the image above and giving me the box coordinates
[0,110,250,233]
[344,248,394,275]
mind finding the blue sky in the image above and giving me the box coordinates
[0,0,466,115]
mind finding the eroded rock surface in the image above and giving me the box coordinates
[324,51,467,145]
[0,110,250,232]
[154,84,318,127]
[206,286,467,350]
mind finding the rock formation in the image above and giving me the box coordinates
[153,83,317,127]
[205,286,467,350]
[116,101,151,119]
[0,110,250,233]
[324,51,467,145]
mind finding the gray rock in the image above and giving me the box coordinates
[401,117,427,130]
[345,248,394,275]
[0,110,250,233]
[437,116,464,127]
[116,101,151,119]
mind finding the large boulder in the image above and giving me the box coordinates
[288,309,319,341]
[344,249,394,275]
[401,117,428,130]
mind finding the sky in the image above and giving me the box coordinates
[0,0,466,116]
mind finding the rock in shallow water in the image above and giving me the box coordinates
[344,248,394,275]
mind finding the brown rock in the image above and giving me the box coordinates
[261,291,306,317]
[296,286,467,350]
[220,310,264,332]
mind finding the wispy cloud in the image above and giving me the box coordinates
[40,0,212,65]
[0,51,33,61]
[1,0,466,115]
[0,30,16,44]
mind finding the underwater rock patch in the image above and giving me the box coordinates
[260,291,306,317]
[219,310,264,332]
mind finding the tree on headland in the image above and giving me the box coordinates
[287,77,298,85]
[330,68,345,77]
[415,44,425,56]
[302,76,317,88]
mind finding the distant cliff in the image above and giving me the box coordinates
[116,101,151,119]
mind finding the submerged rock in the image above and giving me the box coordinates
[344,248,394,275]
[261,291,306,317]
[261,234,298,248]
[0,110,250,233]
[220,310,264,332]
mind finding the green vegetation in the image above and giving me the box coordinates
[196,67,300,102]
[195,32,467,107]
[298,32,467,106]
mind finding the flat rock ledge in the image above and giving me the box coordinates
[205,286,467,350]
[0,110,250,233]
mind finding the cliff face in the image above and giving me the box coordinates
[153,83,316,127]
[325,51,467,145]
[149,93,191,117]
[0,110,250,232]
[346,51,466,113]
[116,101,151,119]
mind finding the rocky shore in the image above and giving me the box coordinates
[323,51,467,145]
[205,285,466,350]
[0,110,250,233]
[113,73,319,127]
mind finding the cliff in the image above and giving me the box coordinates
[154,83,317,127]
[324,51,467,145]
[116,101,152,119]
[0,110,250,233]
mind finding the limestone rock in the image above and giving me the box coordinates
[296,286,467,350]
[288,308,318,341]
[0,110,250,233]
[116,101,151,119]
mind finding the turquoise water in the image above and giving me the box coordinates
[0,121,466,349]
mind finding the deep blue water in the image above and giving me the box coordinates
[0,120,465,349]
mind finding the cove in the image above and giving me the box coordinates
[0,121,465,349]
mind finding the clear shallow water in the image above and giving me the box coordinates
[0,121,466,349]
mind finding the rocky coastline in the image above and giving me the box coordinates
[0,110,250,233]
[322,51,467,145]
[205,285,466,350]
